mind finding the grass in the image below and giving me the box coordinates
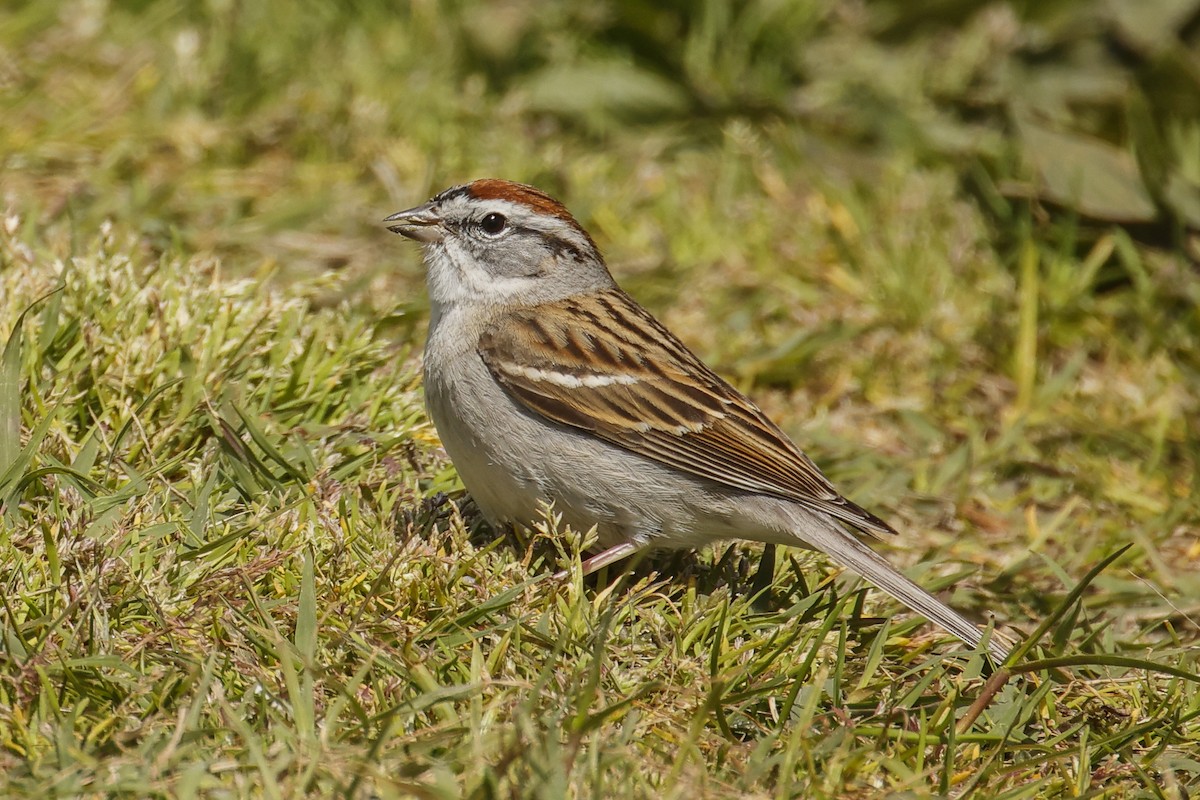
[1,1,1198,797]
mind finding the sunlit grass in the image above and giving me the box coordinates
[1,1,1198,797]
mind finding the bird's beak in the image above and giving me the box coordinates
[384,203,444,243]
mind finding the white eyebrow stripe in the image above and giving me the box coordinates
[505,364,640,388]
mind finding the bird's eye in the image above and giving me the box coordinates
[479,213,508,236]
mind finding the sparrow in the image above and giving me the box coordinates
[386,179,1008,661]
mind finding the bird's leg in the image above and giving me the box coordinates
[554,541,642,579]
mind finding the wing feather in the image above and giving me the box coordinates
[478,290,896,537]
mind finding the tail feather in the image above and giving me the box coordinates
[799,521,1011,662]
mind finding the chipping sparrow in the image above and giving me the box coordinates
[386,179,1009,661]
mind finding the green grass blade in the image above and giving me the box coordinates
[0,285,62,481]
[234,402,308,483]
[0,405,60,509]
[1005,543,1134,665]
[297,548,318,663]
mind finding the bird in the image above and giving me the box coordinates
[385,178,1009,662]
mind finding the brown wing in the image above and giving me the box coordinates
[477,289,896,537]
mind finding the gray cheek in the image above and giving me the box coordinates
[474,236,551,279]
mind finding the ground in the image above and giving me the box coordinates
[0,1,1198,797]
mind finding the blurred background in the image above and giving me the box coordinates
[3,0,1198,288]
